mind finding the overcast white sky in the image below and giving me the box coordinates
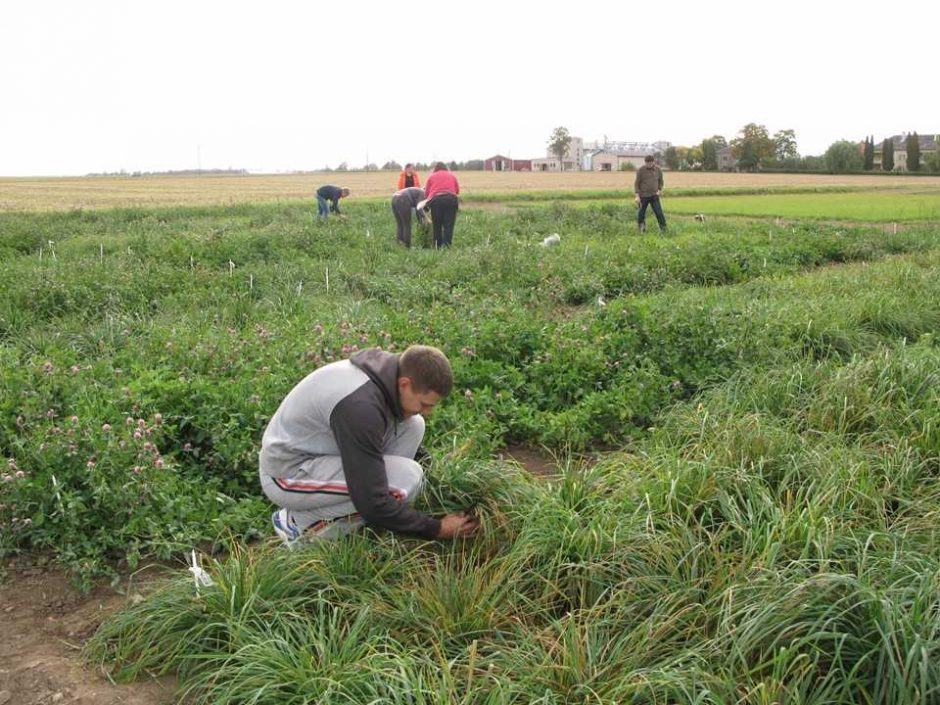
[1,0,937,176]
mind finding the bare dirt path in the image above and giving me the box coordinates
[0,560,177,705]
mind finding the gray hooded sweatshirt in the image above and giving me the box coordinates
[259,349,440,538]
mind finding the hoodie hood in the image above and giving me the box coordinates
[350,348,403,419]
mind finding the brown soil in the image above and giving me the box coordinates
[497,444,610,479]
[497,445,558,477]
[0,559,177,705]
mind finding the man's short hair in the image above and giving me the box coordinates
[644,155,655,163]
[399,345,453,396]
[340,188,351,196]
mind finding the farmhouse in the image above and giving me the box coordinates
[717,145,738,171]
[873,133,939,171]
[483,155,532,171]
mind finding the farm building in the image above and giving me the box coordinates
[531,136,585,172]
[483,155,532,171]
[503,135,672,172]
[873,133,938,171]
[584,149,654,171]
[717,145,738,171]
[585,150,621,171]
[582,140,672,171]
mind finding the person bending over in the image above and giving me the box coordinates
[316,185,350,219]
[423,162,460,248]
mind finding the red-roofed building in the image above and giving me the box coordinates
[484,155,532,172]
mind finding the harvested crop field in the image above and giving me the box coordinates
[3,171,940,211]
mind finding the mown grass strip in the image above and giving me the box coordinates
[664,189,940,221]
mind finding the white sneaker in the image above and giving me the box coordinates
[271,508,301,548]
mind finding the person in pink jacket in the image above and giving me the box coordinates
[423,162,460,248]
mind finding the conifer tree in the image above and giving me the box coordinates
[906,133,921,172]
[882,138,894,171]
[863,136,875,170]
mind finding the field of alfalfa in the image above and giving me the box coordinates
[2,172,940,703]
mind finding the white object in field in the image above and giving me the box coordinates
[189,549,214,589]
[540,233,561,247]
[416,199,429,211]
[596,296,606,307]
[694,213,706,222]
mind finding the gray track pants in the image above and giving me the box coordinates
[260,415,425,532]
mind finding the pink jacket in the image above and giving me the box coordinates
[424,170,460,201]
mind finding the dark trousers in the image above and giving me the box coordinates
[637,195,667,231]
[391,195,414,246]
[429,193,459,248]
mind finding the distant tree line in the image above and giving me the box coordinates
[664,124,821,172]
[666,124,940,174]
[323,160,486,172]
[86,168,249,177]
[824,132,939,174]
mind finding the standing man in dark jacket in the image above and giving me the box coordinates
[633,155,667,233]
[391,186,427,247]
[259,345,479,545]
[316,185,350,219]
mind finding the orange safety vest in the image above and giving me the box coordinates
[397,170,422,190]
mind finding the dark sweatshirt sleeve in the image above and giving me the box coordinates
[317,186,342,212]
[330,395,440,538]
